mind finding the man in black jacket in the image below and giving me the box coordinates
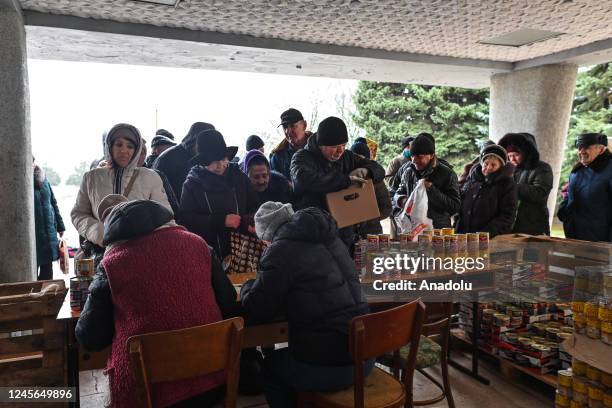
[152,121,214,202]
[290,116,385,249]
[499,132,553,235]
[393,133,460,229]
[241,203,371,407]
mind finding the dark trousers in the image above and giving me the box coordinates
[262,348,375,408]
[37,263,53,280]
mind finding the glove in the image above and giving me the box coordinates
[349,168,369,179]
[350,175,367,186]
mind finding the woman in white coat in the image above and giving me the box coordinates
[71,123,171,249]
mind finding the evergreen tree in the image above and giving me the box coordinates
[352,82,489,170]
[66,161,90,186]
[559,63,612,198]
[42,165,61,186]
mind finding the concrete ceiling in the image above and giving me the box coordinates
[19,0,612,88]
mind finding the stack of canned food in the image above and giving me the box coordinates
[555,358,612,408]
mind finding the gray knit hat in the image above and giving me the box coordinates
[97,194,129,222]
[255,202,294,242]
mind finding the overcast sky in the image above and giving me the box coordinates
[28,59,358,179]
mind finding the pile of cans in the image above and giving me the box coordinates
[70,258,95,311]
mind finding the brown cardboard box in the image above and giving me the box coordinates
[325,179,380,228]
[562,333,612,374]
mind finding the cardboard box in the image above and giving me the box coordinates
[562,333,612,374]
[326,179,380,228]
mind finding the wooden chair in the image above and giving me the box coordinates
[127,317,244,408]
[378,302,455,408]
[298,299,426,408]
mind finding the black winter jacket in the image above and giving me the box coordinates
[75,200,238,352]
[393,157,461,229]
[152,122,214,202]
[456,163,518,238]
[241,207,369,366]
[178,163,260,260]
[499,133,553,235]
[290,136,386,211]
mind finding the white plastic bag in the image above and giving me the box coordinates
[395,179,433,238]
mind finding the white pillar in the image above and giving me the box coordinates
[0,0,35,283]
[490,64,578,229]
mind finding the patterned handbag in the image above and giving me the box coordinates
[227,232,266,278]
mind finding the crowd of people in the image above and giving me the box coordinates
[31,105,611,406]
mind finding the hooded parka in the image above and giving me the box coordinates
[498,133,553,235]
[71,124,171,247]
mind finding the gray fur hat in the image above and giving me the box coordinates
[255,202,294,242]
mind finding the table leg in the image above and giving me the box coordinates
[448,301,490,385]
[65,319,80,407]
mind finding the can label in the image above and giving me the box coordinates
[432,235,445,253]
[367,234,379,251]
[422,229,434,237]
[433,229,442,236]
[399,233,411,249]
[378,234,390,249]
[418,234,432,249]
[442,228,455,236]
[75,259,95,277]
[444,235,459,254]
[455,234,467,252]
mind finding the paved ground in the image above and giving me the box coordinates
[79,350,554,408]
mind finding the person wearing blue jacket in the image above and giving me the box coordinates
[33,158,65,280]
[558,133,612,242]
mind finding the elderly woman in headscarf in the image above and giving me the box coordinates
[71,123,171,258]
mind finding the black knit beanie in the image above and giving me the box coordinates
[480,144,507,166]
[410,133,435,156]
[316,117,349,146]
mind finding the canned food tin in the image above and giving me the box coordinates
[586,365,601,382]
[432,235,445,254]
[572,359,587,376]
[478,232,489,250]
[557,370,573,388]
[467,233,479,252]
[444,235,459,255]
[367,234,379,251]
[400,233,411,248]
[433,229,442,236]
[441,227,454,236]
[422,229,434,237]
[75,258,95,277]
[455,234,467,253]
[378,234,390,250]
[417,234,432,249]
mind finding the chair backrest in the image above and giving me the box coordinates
[349,299,426,408]
[127,317,244,408]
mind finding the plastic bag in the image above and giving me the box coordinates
[395,179,433,238]
[58,238,69,274]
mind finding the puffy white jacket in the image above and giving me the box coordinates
[71,125,172,246]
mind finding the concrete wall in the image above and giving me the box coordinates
[490,64,578,229]
[0,0,35,283]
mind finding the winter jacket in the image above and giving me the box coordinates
[256,170,294,204]
[152,122,214,202]
[178,163,260,260]
[71,132,171,247]
[269,132,312,180]
[386,154,409,188]
[34,168,65,266]
[455,163,518,237]
[558,150,612,242]
[393,157,461,229]
[458,157,479,190]
[290,135,386,211]
[499,133,553,235]
[241,207,369,366]
[75,200,235,408]
[356,181,392,238]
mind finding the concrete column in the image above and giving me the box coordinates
[0,0,35,283]
[490,64,578,229]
